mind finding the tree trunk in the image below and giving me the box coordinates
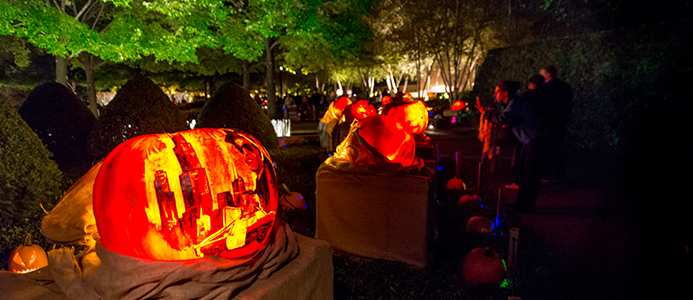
[81,52,98,117]
[55,55,68,86]
[242,60,251,92]
[265,38,277,119]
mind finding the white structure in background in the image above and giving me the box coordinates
[271,119,291,137]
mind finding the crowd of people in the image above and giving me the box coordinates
[475,65,573,213]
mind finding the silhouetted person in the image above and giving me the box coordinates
[476,81,548,213]
[541,65,573,182]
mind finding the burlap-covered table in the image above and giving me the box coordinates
[315,157,432,268]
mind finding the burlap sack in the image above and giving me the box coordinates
[41,161,102,246]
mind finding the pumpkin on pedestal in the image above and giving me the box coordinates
[446,177,466,191]
[465,216,494,235]
[458,194,483,214]
[356,115,417,167]
[93,128,279,261]
[7,234,48,274]
[461,247,506,286]
[386,100,429,135]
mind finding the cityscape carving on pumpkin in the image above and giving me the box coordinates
[93,128,278,261]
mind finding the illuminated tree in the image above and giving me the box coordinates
[1,0,218,116]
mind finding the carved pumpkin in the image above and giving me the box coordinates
[7,234,48,274]
[465,216,494,235]
[446,177,466,191]
[357,115,416,167]
[462,247,506,286]
[451,100,467,111]
[381,96,393,106]
[349,100,377,120]
[386,100,429,135]
[93,128,278,261]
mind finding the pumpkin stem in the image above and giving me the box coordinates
[24,233,33,246]
[280,183,291,194]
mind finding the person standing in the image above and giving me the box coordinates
[476,81,548,213]
[540,65,573,182]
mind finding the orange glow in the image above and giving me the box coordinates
[386,100,429,135]
[403,93,413,101]
[381,96,393,106]
[451,100,466,111]
[350,100,377,120]
[93,128,278,261]
[357,115,416,167]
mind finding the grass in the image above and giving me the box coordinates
[270,142,558,300]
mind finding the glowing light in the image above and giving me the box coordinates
[451,117,456,123]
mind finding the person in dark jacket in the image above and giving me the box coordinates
[476,81,548,213]
[541,65,573,181]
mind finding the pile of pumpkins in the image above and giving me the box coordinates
[445,176,507,288]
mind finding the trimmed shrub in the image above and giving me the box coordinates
[472,21,693,153]
[0,95,64,269]
[88,75,189,160]
[196,81,278,150]
[19,82,97,182]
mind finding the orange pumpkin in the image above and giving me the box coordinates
[458,194,482,214]
[403,92,413,101]
[8,234,48,274]
[386,100,429,135]
[462,247,506,286]
[381,96,393,106]
[349,100,377,120]
[279,184,306,210]
[446,177,466,191]
[465,216,494,235]
[357,115,416,167]
[334,97,353,113]
[451,100,467,111]
[93,128,278,261]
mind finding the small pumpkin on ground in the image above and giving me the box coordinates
[7,234,48,274]
[461,247,506,286]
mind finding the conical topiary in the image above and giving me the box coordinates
[19,82,97,182]
[88,75,189,160]
[196,81,277,150]
[0,95,64,269]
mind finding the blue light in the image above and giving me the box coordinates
[437,166,443,171]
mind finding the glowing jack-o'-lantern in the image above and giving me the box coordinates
[349,100,377,120]
[8,234,48,274]
[386,100,429,135]
[381,96,393,106]
[334,97,353,113]
[93,128,278,261]
[357,115,416,167]
[451,100,467,111]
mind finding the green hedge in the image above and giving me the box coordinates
[0,95,64,269]
[196,81,278,151]
[88,75,189,161]
[472,21,693,153]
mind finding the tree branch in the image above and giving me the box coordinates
[75,0,93,21]
[91,2,105,31]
